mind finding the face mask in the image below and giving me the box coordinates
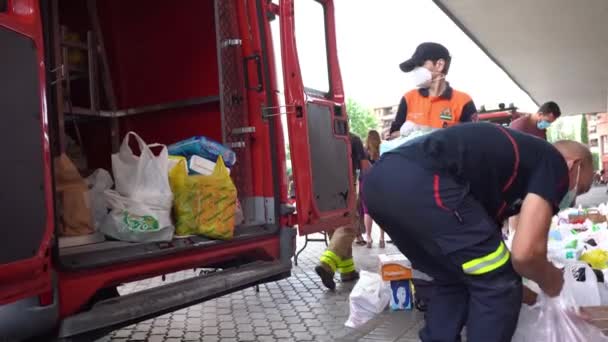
[537,120,551,130]
[411,67,432,88]
[558,164,581,210]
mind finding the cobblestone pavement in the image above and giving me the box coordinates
[96,228,421,342]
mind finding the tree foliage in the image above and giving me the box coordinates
[581,114,589,144]
[347,98,378,138]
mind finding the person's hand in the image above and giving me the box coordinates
[388,131,400,140]
[539,266,564,297]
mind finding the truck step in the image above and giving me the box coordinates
[58,260,291,340]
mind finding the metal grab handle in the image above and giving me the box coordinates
[243,54,263,92]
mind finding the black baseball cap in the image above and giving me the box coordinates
[399,42,451,72]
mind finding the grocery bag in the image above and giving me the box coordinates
[168,136,237,169]
[169,156,237,240]
[101,132,174,242]
[345,271,390,328]
[86,168,113,229]
[54,154,94,236]
[99,190,174,242]
[512,263,608,342]
[112,132,173,202]
[380,122,437,156]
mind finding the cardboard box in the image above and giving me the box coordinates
[379,253,413,281]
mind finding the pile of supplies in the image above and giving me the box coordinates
[54,131,242,244]
[507,203,608,340]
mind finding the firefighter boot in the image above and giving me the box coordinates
[317,250,340,290]
[338,257,359,282]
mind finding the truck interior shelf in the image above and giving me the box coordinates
[64,95,221,118]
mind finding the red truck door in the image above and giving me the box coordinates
[0,1,55,305]
[279,0,355,235]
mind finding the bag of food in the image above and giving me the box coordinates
[111,132,173,202]
[345,271,390,328]
[86,168,113,229]
[100,132,174,242]
[512,263,608,342]
[168,136,236,170]
[54,154,94,236]
[169,156,237,239]
[99,190,174,243]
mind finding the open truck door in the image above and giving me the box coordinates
[279,0,355,235]
[0,1,58,339]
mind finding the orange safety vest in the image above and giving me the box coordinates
[403,87,473,129]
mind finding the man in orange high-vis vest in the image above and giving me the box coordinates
[389,42,477,139]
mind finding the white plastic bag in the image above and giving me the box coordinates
[380,122,436,156]
[512,263,608,342]
[112,132,172,202]
[345,271,390,328]
[101,132,174,242]
[100,190,174,242]
[86,169,113,229]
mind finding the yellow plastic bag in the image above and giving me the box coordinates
[580,249,608,270]
[169,156,237,239]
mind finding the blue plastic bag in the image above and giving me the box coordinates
[168,136,236,168]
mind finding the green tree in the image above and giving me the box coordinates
[581,114,589,144]
[347,98,378,138]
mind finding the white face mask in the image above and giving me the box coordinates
[558,164,581,210]
[411,67,432,88]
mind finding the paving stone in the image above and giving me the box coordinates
[219,321,236,330]
[220,329,237,338]
[183,332,201,341]
[253,319,270,327]
[153,319,170,327]
[237,323,254,332]
[273,329,292,338]
[149,327,167,335]
[293,331,314,341]
[146,336,165,342]
[167,329,184,337]
[201,327,219,335]
[288,323,308,333]
[113,330,131,338]
[129,332,148,341]
[255,326,273,335]
[134,324,151,332]
[270,321,288,330]
[238,332,257,341]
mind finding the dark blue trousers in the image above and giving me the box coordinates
[362,154,522,342]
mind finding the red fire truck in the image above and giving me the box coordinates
[477,103,525,126]
[0,0,355,340]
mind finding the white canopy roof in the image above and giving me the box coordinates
[433,0,608,115]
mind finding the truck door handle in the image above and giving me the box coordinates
[244,54,263,92]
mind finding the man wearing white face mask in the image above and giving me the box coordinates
[362,123,594,341]
[388,42,477,140]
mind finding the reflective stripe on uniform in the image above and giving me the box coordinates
[320,250,340,272]
[462,241,510,275]
[337,258,355,274]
